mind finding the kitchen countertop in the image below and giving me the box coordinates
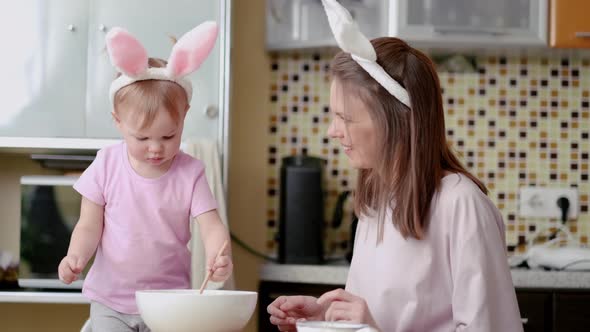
[0,279,226,304]
[2,264,587,303]
[260,263,590,289]
[0,291,88,304]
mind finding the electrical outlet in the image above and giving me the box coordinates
[519,187,579,219]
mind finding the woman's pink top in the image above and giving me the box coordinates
[346,174,523,332]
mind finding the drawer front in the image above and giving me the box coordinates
[554,292,590,332]
[516,290,552,332]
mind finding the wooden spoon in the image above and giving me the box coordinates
[199,239,229,294]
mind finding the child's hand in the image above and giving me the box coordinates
[208,251,233,282]
[58,255,84,284]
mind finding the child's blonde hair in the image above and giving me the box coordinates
[113,58,188,129]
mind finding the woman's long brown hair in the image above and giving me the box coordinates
[331,37,487,240]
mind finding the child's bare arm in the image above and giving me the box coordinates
[195,210,232,282]
[58,197,104,284]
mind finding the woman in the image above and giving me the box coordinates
[267,3,523,330]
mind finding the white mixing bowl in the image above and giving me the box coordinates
[136,289,257,332]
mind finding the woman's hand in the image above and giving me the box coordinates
[267,295,326,331]
[317,289,379,328]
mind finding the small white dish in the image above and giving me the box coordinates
[296,321,375,332]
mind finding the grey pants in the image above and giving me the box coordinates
[90,301,151,332]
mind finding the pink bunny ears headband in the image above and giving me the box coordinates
[106,21,219,108]
[321,0,411,109]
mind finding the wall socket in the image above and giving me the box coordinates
[519,187,579,219]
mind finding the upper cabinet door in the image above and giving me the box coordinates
[391,0,548,47]
[85,0,221,140]
[550,0,590,48]
[0,0,88,137]
[266,0,387,50]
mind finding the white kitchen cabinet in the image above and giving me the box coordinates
[390,0,548,48]
[266,0,388,50]
[0,0,89,137]
[266,0,547,50]
[0,0,231,150]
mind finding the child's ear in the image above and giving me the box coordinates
[111,111,122,127]
[180,104,190,120]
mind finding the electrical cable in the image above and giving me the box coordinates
[229,232,278,262]
[229,232,350,264]
[556,259,590,271]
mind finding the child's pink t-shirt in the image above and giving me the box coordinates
[73,142,217,314]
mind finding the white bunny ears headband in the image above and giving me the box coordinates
[321,0,411,109]
[105,21,218,108]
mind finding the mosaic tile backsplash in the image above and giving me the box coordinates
[267,52,590,259]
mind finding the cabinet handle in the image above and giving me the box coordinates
[205,105,219,118]
[575,32,590,38]
[521,318,528,325]
[67,24,76,32]
[98,24,107,32]
[434,26,506,36]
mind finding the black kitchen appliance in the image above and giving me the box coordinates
[278,155,325,264]
[331,191,358,263]
[18,175,89,289]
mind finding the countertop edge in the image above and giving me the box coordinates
[0,291,89,304]
[260,263,590,289]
